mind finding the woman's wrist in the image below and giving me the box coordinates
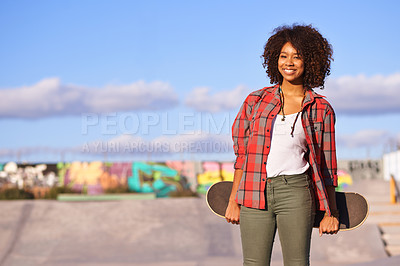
[325,209,339,219]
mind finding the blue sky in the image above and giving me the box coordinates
[0,0,399,162]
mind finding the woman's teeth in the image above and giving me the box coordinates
[284,69,295,74]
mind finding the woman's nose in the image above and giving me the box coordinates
[285,60,294,66]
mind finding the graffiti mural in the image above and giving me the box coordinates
[0,162,58,189]
[196,162,234,194]
[0,160,359,198]
[337,169,353,191]
[58,161,131,194]
[165,160,200,192]
[127,162,187,197]
[105,162,132,189]
[0,161,197,198]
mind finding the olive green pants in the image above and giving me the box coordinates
[240,172,316,266]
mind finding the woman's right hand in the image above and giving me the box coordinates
[225,200,241,225]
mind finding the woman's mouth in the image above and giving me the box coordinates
[283,69,296,74]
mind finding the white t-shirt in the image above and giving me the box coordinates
[266,112,310,177]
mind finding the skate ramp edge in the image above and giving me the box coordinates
[0,199,391,266]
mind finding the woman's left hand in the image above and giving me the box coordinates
[319,215,339,236]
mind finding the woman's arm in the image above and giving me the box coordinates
[319,186,339,236]
[319,106,339,235]
[326,185,338,212]
[232,96,252,170]
[227,94,252,225]
[225,169,243,225]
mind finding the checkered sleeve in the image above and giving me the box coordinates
[321,105,338,186]
[232,95,253,170]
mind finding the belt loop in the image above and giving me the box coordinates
[282,176,288,185]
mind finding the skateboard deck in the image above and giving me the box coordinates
[206,181,369,231]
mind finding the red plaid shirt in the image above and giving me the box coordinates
[232,84,338,215]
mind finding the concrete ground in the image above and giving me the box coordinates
[0,179,400,266]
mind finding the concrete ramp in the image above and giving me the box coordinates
[268,222,387,265]
[0,198,242,266]
[0,196,389,266]
[349,255,400,266]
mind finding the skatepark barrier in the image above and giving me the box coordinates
[390,175,399,204]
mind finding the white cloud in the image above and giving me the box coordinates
[0,78,179,118]
[86,80,178,113]
[185,72,400,114]
[185,85,249,112]
[323,73,400,114]
[4,72,399,119]
[337,129,390,148]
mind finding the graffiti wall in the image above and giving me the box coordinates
[337,169,353,191]
[197,162,234,194]
[0,161,234,198]
[0,162,58,189]
[0,160,355,198]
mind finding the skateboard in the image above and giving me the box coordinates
[206,181,369,231]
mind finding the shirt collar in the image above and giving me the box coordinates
[264,84,324,106]
[304,88,324,107]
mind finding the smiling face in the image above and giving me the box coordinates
[278,42,305,85]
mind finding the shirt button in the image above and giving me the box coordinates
[262,178,266,181]
[267,129,270,132]
[263,162,266,164]
[271,114,274,117]
[267,146,270,148]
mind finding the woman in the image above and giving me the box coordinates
[225,24,339,266]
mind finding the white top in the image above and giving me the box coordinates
[266,112,310,177]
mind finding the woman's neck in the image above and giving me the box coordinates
[280,80,305,96]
